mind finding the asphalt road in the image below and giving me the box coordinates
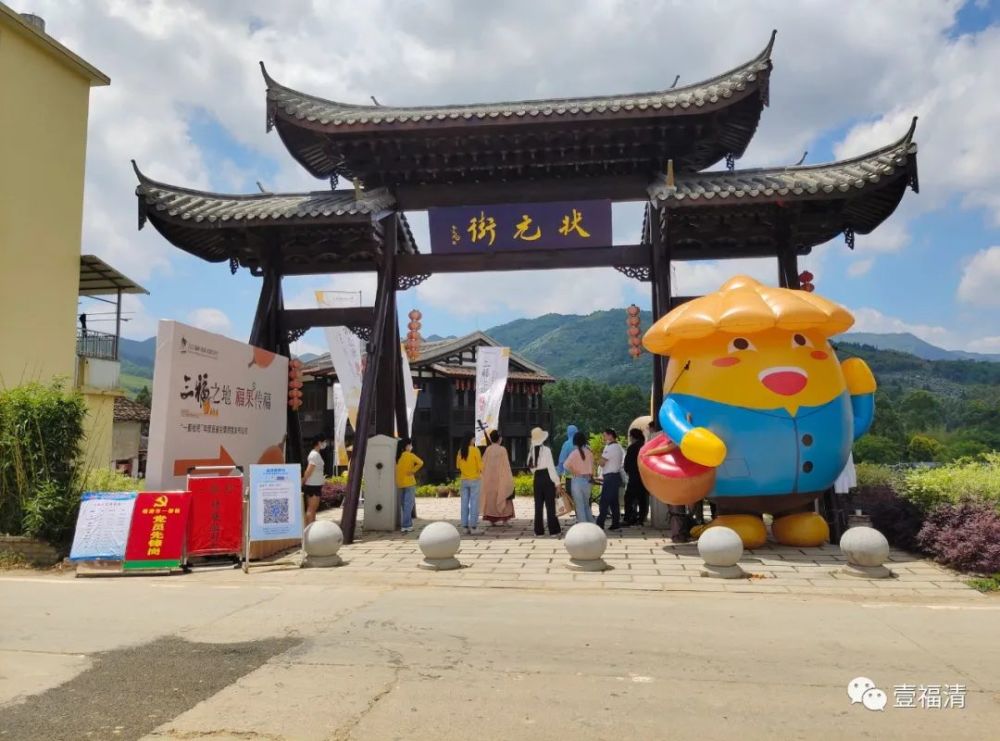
[1,573,998,740]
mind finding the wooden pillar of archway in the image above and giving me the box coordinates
[340,213,399,544]
[249,246,303,466]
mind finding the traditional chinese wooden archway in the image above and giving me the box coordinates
[135,31,918,542]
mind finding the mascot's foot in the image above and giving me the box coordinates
[698,514,767,550]
[772,512,830,547]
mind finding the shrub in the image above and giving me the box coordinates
[513,473,534,496]
[855,463,899,490]
[0,382,86,544]
[916,500,1000,574]
[81,468,143,493]
[900,454,1000,512]
[865,488,925,552]
[907,434,943,463]
[853,434,903,464]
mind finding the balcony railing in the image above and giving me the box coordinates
[76,329,118,361]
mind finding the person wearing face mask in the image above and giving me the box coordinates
[303,435,329,525]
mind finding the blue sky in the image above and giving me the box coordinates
[57,0,1000,355]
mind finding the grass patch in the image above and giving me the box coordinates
[0,550,31,570]
[966,573,1000,593]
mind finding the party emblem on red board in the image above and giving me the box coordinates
[124,492,190,570]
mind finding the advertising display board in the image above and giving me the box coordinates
[248,464,303,543]
[123,492,190,570]
[186,475,243,558]
[69,492,138,562]
[474,347,510,445]
[146,321,289,491]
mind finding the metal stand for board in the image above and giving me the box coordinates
[185,465,245,571]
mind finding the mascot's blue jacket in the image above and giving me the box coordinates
[658,391,874,497]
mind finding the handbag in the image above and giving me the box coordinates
[557,489,575,515]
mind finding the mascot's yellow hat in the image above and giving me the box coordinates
[643,275,854,354]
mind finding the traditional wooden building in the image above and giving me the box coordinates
[299,332,554,481]
[134,30,918,541]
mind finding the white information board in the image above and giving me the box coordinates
[248,464,303,543]
[69,492,138,561]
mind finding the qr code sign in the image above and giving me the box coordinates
[263,498,289,524]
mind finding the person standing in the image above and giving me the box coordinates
[480,430,515,526]
[563,431,595,524]
[527,427,561,537]
[395,438,423,533]
[302,436,328,526]
[623,427,649,526]
[557,424,578,503]
[456,432,484,535]
[596,428,624,531]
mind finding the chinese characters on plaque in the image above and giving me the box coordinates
[428,200,612,254]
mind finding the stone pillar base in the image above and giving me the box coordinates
[419,557,462,571]
[303,554,344,568]
[565,558,610,572]
[841,563,893,579]
[700,564,747,579]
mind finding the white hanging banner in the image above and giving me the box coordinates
[475,346,510,446]
[333,382,348,468]
[399,342,418,437]
[316,291,363,428]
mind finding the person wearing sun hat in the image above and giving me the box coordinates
[527,427,561,536]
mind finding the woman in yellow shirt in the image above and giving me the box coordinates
[396,438,423,533]
[455,432,484,535]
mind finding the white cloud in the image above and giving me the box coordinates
[967,336,1000,353]
[847,258,875,277]
[847,306,956,348]
[672,259,778,296]
[22,1,1000,355]
[415,268,636,316]
[186,308,232,335]
[957,246,1000,308]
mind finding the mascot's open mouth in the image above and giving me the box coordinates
[758,366,808,396]
[637,433,715,506]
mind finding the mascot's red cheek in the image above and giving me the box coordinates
[811,351,829,360]
[712,357,740,367]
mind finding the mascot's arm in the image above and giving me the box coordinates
[842,358,877,440]
[658,397,727,468]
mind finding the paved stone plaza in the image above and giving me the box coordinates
[297,498,981,600]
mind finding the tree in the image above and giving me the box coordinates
[853,434,903,464]
[546,378,646,452]
[135,385,152,408]
[899,390,943,434]
[868,393,906,445]
[907,434,943,463]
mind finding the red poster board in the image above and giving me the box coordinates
[124,492,189,570]
[186,475,243,558]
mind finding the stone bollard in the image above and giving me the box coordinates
[418,521,462,571]
[564,523,610,572]
[839,526,893,578]
[697,526,747,579]
[302,520,344,567]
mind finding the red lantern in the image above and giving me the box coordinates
[798,271,814,284]
[408,309,421,321]
[801,282,815,293]
[627,304,640,317]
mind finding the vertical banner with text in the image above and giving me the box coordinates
[316,291,363,428]
[399,342,417,437]
[475,347,510,446]
[332,383,349,468]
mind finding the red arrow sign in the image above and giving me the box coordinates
[173,445,235,476]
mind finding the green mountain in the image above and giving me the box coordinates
[843,332,1000,363]
[487,310,655,388]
